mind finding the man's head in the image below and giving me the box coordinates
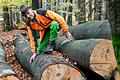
[20,5,34,19]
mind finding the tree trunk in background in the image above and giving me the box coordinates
[32,0,39,9]
[91,0,95,21]
[63,0,67,20]
[40,0,42,8]
[101,0,107,20]
[76,0,86,24]
[107,0,120,71]
[3,6,11,31]
[85,0,89,21]
[67,0,72,26]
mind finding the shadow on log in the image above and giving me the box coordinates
[69,20,111,40]
[0,42,19,79]
[55,37,117,79]
[13,34,86,80]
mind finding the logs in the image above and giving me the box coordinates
[0,30,31,80]
[13,34,86,80]
[55,37,117,79]
[0,42,19,80]
[0,42,5,63]
[69,20,111,40]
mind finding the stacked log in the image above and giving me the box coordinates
[69,20,111,40]
[55,37,117,79]
[0,30,31,80]
[13,34,86,80]
[0,42,19,80]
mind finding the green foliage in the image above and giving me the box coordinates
[0,0,32,6]
[112,36,120,72]
[0,0,32,13]
[42,0,80,17]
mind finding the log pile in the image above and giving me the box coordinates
[55,37,117,79]
[13,34,86,80]
[0,20,118,80]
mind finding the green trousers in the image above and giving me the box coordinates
[37,21,60,52]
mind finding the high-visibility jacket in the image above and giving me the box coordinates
[25,9,69,53]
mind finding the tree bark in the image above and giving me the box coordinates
[55,37,117,79]
[107,0,120,71]
[67,0,72,26]
[13,34,86,80]
[3,6,11,31]
[76,0,86,24]
[0,42,5,63]
[69,20,111,40]
[32,0,39,9]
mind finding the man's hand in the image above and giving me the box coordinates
[30,52,37,63]
[65,31,74,41]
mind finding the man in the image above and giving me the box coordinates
[20,5,74,63]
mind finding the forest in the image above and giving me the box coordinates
[0,0,120,80]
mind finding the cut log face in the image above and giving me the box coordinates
[90,40,117,79]
[41,64,85,80]
[0,75,19,80]
[114,70,120,80]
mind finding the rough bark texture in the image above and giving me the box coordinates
[69,20,111,40]
[13,34,86,80]
[3,6,11,31]
[107,0,120,71]
[32,0,39,9]
[55,37,117,79]
[0,42,5,63]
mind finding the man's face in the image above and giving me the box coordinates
[26,9,34,19]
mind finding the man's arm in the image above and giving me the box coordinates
[45,10,74,41]
[27,26,36,53]
[45,10,69,32]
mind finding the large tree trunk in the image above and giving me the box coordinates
[13,34,86,80]
[107,0,120,71]
[55,37,117,79]
[69,20,111,40]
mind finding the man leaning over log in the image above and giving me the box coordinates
[20,5,74,63]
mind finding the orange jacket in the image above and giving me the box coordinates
[25,9,69,53]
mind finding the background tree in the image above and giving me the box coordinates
[0,0,32,31]
[32,0,39,9]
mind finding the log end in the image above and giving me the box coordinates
[114,70,120,80]
[90,39,117,79]
[41,64,86,80]
[0,75,19,80]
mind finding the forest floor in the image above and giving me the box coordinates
[0,30,32,80]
